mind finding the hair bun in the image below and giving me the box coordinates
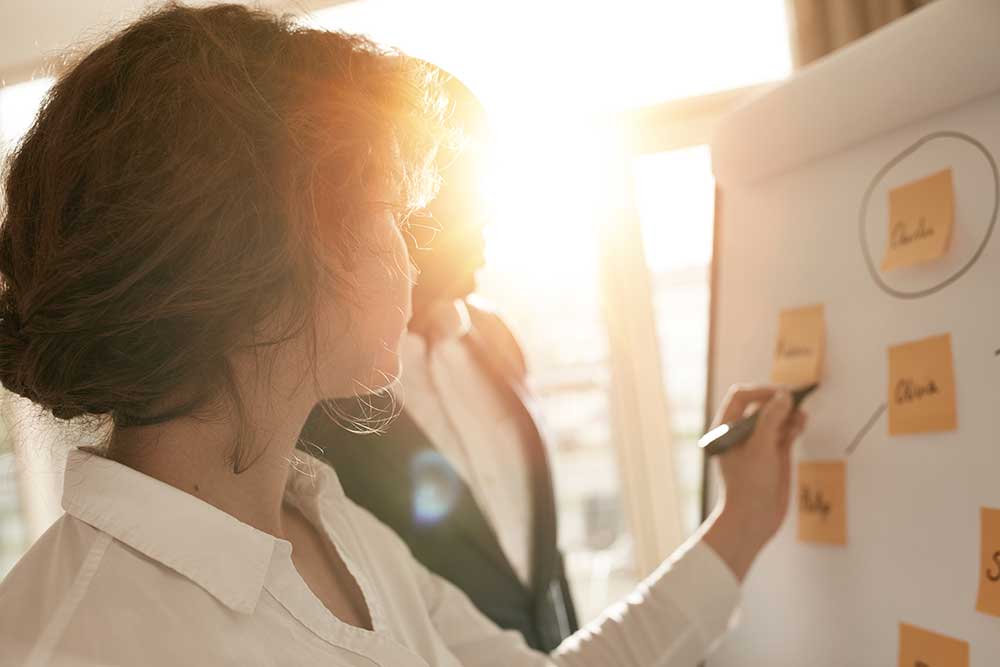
[0,308,32,400]
[0,309,88,420]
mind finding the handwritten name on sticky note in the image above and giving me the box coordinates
[771,304,825,386]
[888,333,957,436]
[797,460,846,545]
[898,623,969,667]
[881,168,955,272]
[976,507,1000,617]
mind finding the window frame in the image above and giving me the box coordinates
[603,83,770,573]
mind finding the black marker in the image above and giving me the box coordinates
[698,383,818,457]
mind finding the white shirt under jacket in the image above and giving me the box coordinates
[401,299,534,584]
[0,448,741,667]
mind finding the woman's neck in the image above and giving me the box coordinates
[107,359,316,538]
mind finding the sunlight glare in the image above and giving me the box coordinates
[481,115,622,287]
[311,0,790,283]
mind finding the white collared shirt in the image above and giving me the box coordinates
[402,300,534,583]
[0,448,740,667]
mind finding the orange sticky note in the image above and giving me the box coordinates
[797,460,846,545]
[771,304,825,386]
[888,333,957,436]
[881,168,955,271]
[898,623,969,667]
[976,507,1000,617]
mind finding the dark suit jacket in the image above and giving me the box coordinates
[299,302,578,652]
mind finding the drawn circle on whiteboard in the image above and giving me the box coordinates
[859,131,998,299]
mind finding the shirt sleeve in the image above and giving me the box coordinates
[419,535,741,667]
[551,540,741,667]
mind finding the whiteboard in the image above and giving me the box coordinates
[707,1,1000,665]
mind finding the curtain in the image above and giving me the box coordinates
[787,0,937,67]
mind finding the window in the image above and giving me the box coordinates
[629,20,792,536]
[474,138,629,618]
[632,145,716,535]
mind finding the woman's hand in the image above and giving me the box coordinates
[701,385,807,582]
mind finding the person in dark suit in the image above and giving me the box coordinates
[299,72,578,652]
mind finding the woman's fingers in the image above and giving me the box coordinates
[717,385,778,425]
[779,410,808,449]
[752,389,793,450]
[788,410,807,438]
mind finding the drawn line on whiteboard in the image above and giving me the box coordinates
[844,403,887,456]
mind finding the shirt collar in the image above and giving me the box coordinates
[411,298,471,346]
[61,447,344,615]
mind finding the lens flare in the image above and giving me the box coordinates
[410,449,461,526]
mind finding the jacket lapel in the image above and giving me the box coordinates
[462,329,561,596]
[366,408,526,585]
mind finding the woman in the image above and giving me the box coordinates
[0,5,805,666]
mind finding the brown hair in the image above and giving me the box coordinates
[0,4,448,443]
